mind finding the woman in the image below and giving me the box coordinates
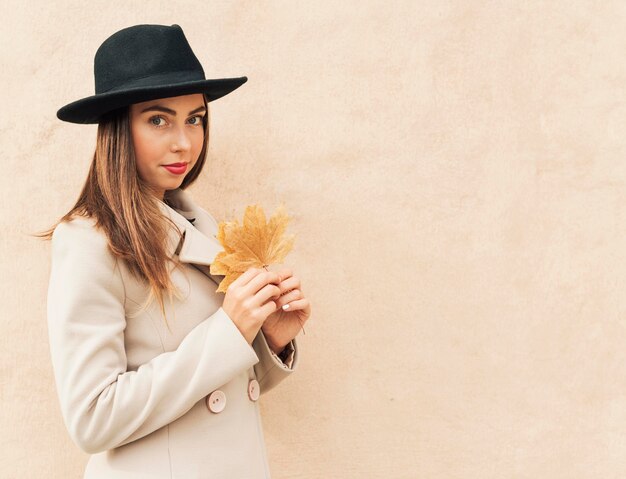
[41,24,311,478]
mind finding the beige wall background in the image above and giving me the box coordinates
[2,0,626,477]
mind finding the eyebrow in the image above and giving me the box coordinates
[139,105,207,116]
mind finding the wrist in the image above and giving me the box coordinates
[261,326,283,353]
[268,340,286,356]
[264,334,286,355]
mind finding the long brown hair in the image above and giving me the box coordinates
[34,93,211,331]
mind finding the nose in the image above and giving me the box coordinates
[170,124,192,153]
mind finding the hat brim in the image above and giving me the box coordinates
[56,76,248,124]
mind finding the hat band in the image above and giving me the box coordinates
[97,69,206,94]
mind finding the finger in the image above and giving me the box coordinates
[260,298,278,318]
[276,276,301,295]
[230,267,262,288]
[282,297,309,313]
[245,270,281,296]
[276,268,293,281]
[276,289,302,308]
[255,283,282,308]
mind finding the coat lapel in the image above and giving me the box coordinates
[158,188,225,286]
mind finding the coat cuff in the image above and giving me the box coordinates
[275,341,295,368]
[252,330,299,396]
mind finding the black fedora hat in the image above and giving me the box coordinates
[56,23,247,124]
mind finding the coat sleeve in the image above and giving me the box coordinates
[46,218,261,454]
[252,330,299,396]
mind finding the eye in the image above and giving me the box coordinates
[188,115,204,126]
[149,115,166,128]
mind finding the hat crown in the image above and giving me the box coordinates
[93,24,206,94]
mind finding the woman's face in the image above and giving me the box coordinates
[129,93,207,199]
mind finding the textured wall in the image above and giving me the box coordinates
[3,1,626,477]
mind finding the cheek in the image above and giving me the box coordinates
[132,128,162,167]
[192,131,205,156]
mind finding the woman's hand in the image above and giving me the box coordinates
[261,268,311,354]
[222,267,282,345]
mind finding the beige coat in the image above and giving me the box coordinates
[46,187,299,478]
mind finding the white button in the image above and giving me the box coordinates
[206,390,226,413]
[248,379,260,401]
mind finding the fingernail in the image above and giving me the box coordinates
[282,304,290,310]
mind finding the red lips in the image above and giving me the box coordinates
[163,163,188,175]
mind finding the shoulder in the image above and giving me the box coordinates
[48,216,126,314]
[51,216,115,266]
[52,215,105,245]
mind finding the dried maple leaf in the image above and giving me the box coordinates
[210,203,296,293]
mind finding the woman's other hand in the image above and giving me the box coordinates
[261,268,311,354]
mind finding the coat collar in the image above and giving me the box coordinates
[158,188,225,285]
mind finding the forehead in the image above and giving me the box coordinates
[130,93,207,112]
